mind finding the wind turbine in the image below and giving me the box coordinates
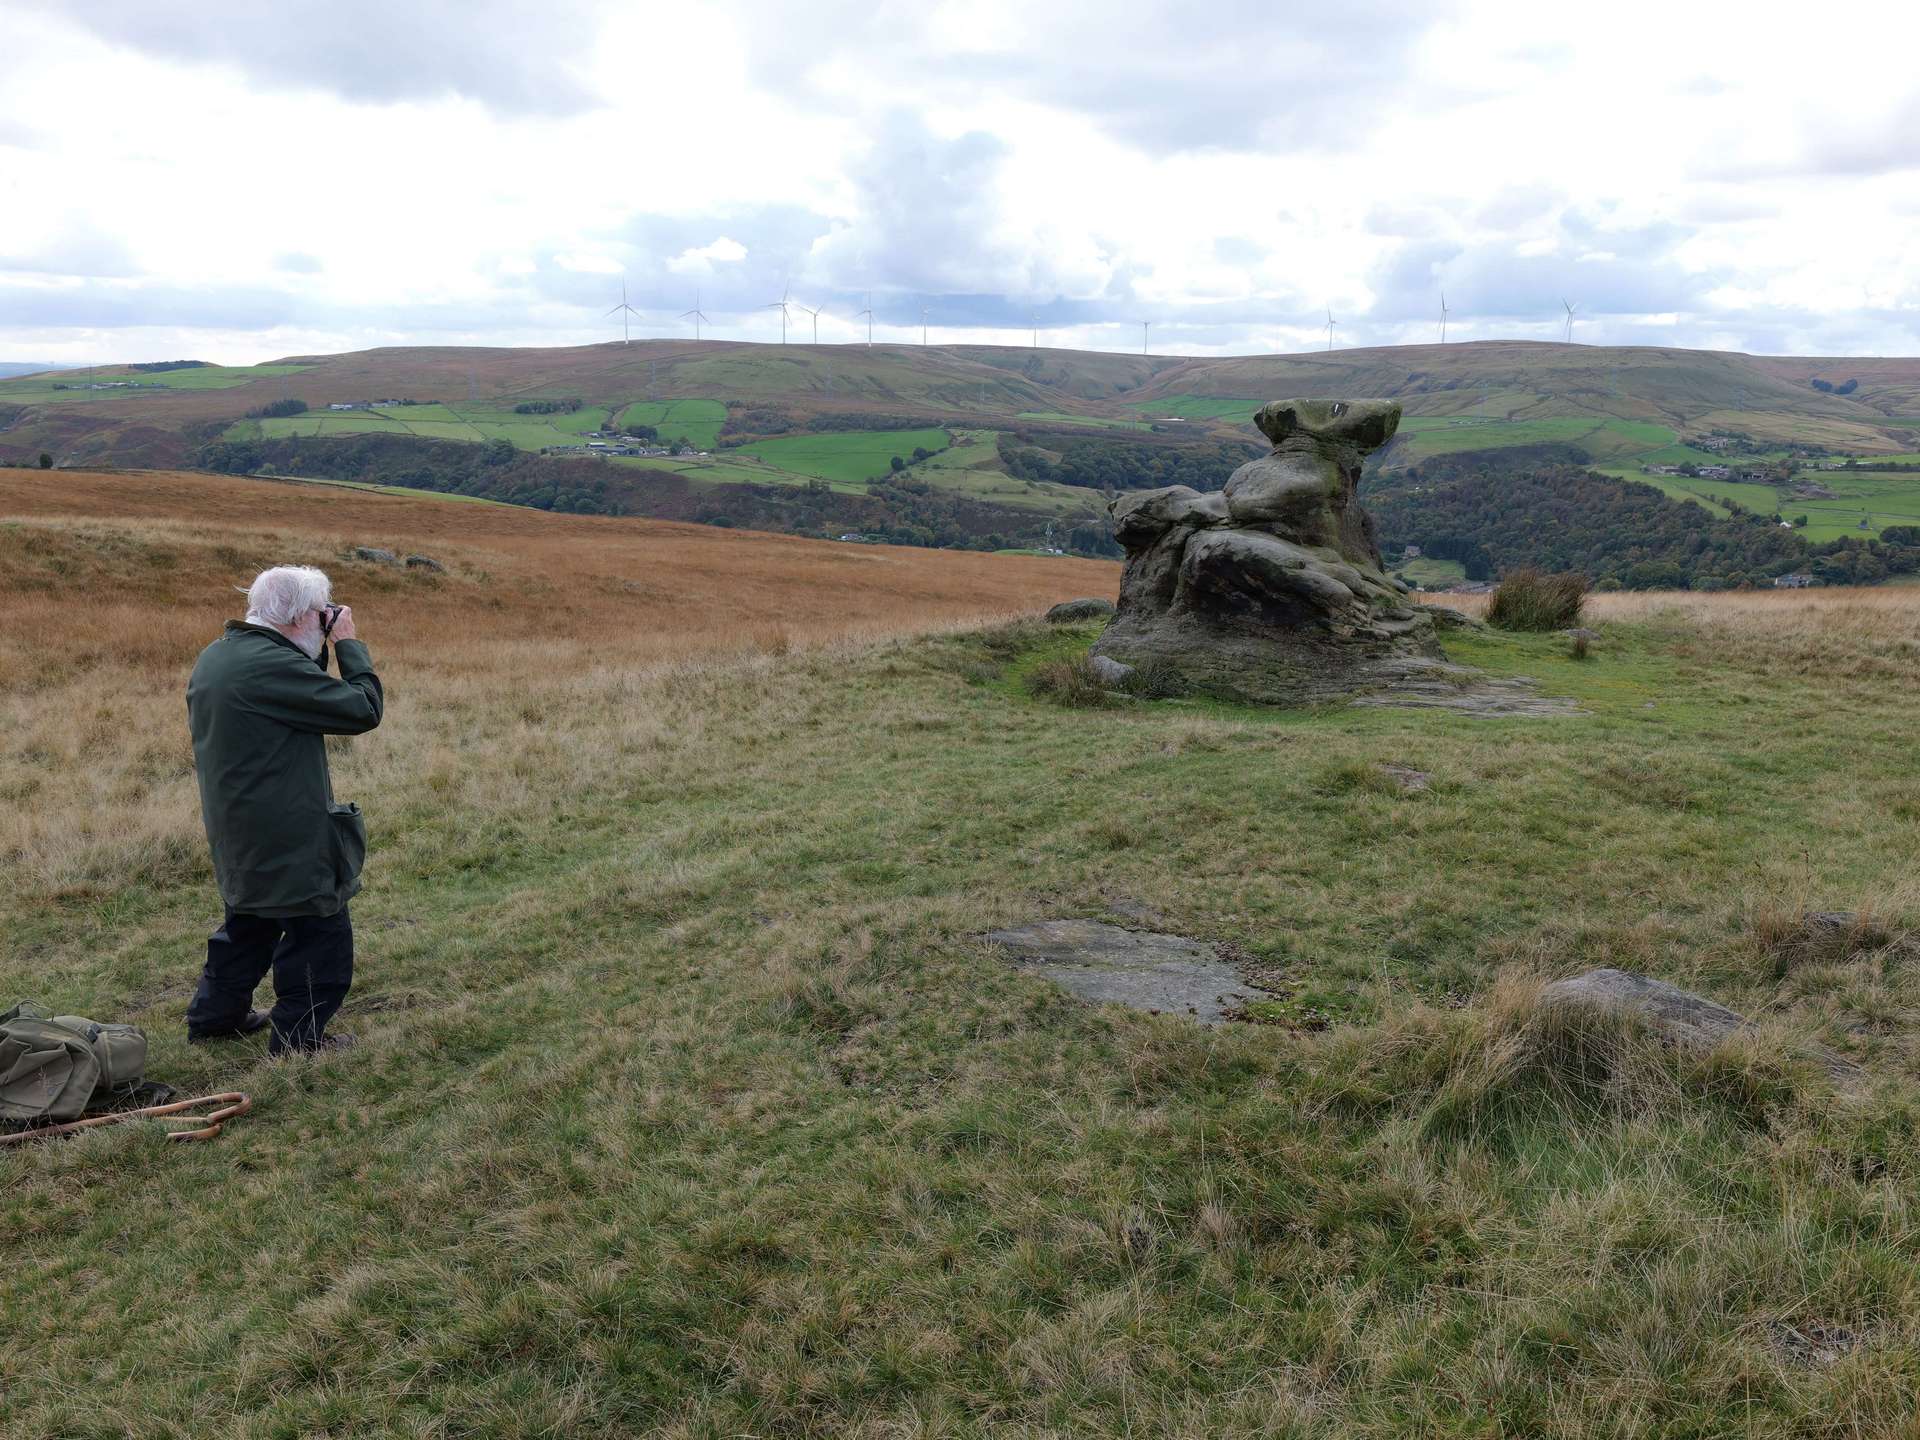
[765,284,792,344]
[1562,298,1577,344]
[920,306,929,346]
[1031,311,1039,349]
[1440,292,1450,344]
[1326,306,1338,352]
[798,302,826,345]
[679,288,709,341]
[1141,320,1153,355]
[856,291,874,346]
[607,279,640,346]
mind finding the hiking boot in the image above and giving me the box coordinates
[187,1009,271,1043]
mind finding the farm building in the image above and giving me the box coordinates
[1774,573,1817,588]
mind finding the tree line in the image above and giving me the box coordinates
[1363,447,1920,589]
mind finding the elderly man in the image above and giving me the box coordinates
[184,565,384,1054]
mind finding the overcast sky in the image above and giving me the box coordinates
[4,0,1918,364]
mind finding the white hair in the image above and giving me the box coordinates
[243,565,332,627]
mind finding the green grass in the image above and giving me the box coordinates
[10,602,1920,1434]
[1014,411,1153,431]
[1125,396,1265,422]
[912,431,1105,516]
[617,399,727,450]
[0,363,313,406]
[245,402,642,453]
[733,427,953,485]
[1395,554,1467,589]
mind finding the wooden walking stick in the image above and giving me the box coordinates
[0,1092,252,1146]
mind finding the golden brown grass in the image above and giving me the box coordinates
[0,468,1115,897]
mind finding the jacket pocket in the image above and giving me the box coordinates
[328,802,367,899]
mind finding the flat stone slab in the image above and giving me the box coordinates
[1350,659,1579,717]
[983,920,1256,1024]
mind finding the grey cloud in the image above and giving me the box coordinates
[1367,213,1717,329]
[30,0,602,116]
[1472,185,1564,230]
[1697,95,1920,182]
[0,278,300,330]
[274,252,324,274]
[0,221,141,278]
[805,117,1033,299]
[739,0,1458,157]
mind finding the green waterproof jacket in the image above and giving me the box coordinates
[187,622,384,918]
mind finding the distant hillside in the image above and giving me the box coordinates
[6,338,1920,557]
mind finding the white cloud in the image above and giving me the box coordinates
[554,252,626,276]
[666,237,749,276]
[2,0,1918,362]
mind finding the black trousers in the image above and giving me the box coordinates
[186,908,353,1054]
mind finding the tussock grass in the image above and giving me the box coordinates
[1485,566,1589,631]
[1026,654,1117,707]
[7,471,1920,1435]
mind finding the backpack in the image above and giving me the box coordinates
[0,1005,150,1124]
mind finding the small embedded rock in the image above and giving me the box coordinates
[1046,597,1117,624]
[352,546,399,566]
[1539,968,1747,1049]
[405,553,445,572]
[1380,763,1431,792]
[1087,655,1135,686]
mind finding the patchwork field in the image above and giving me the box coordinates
[6,470,1920,1436]
[616,398,727,450]
[234,400,610,451]
[732,427,954,486]
[915,430,1106,516]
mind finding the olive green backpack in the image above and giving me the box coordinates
[0,1004,151,1125]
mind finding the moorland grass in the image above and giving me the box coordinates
[1486,567,1589,632]
[5,478,1920,1436]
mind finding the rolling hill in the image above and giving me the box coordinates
[7,339,1920,561]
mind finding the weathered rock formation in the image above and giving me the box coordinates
[1091,398,1442,704]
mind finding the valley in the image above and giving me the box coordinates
[8,339,1920,571]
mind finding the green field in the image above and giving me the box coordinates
[732,427,953,486]
[616,399,727,450]
[912,430,1105,516]
[243,402,610,452]
[1127,396,1265,423]
[610,454,805,488]
[1395,554,1468,589]
[0,363,312,406]
[1014,411,1153,431]
[1390,416,1723,469]
[1589,459,1920,541]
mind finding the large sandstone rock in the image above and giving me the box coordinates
[1092,398,1443,705]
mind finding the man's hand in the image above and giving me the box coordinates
[329,605,358,643]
